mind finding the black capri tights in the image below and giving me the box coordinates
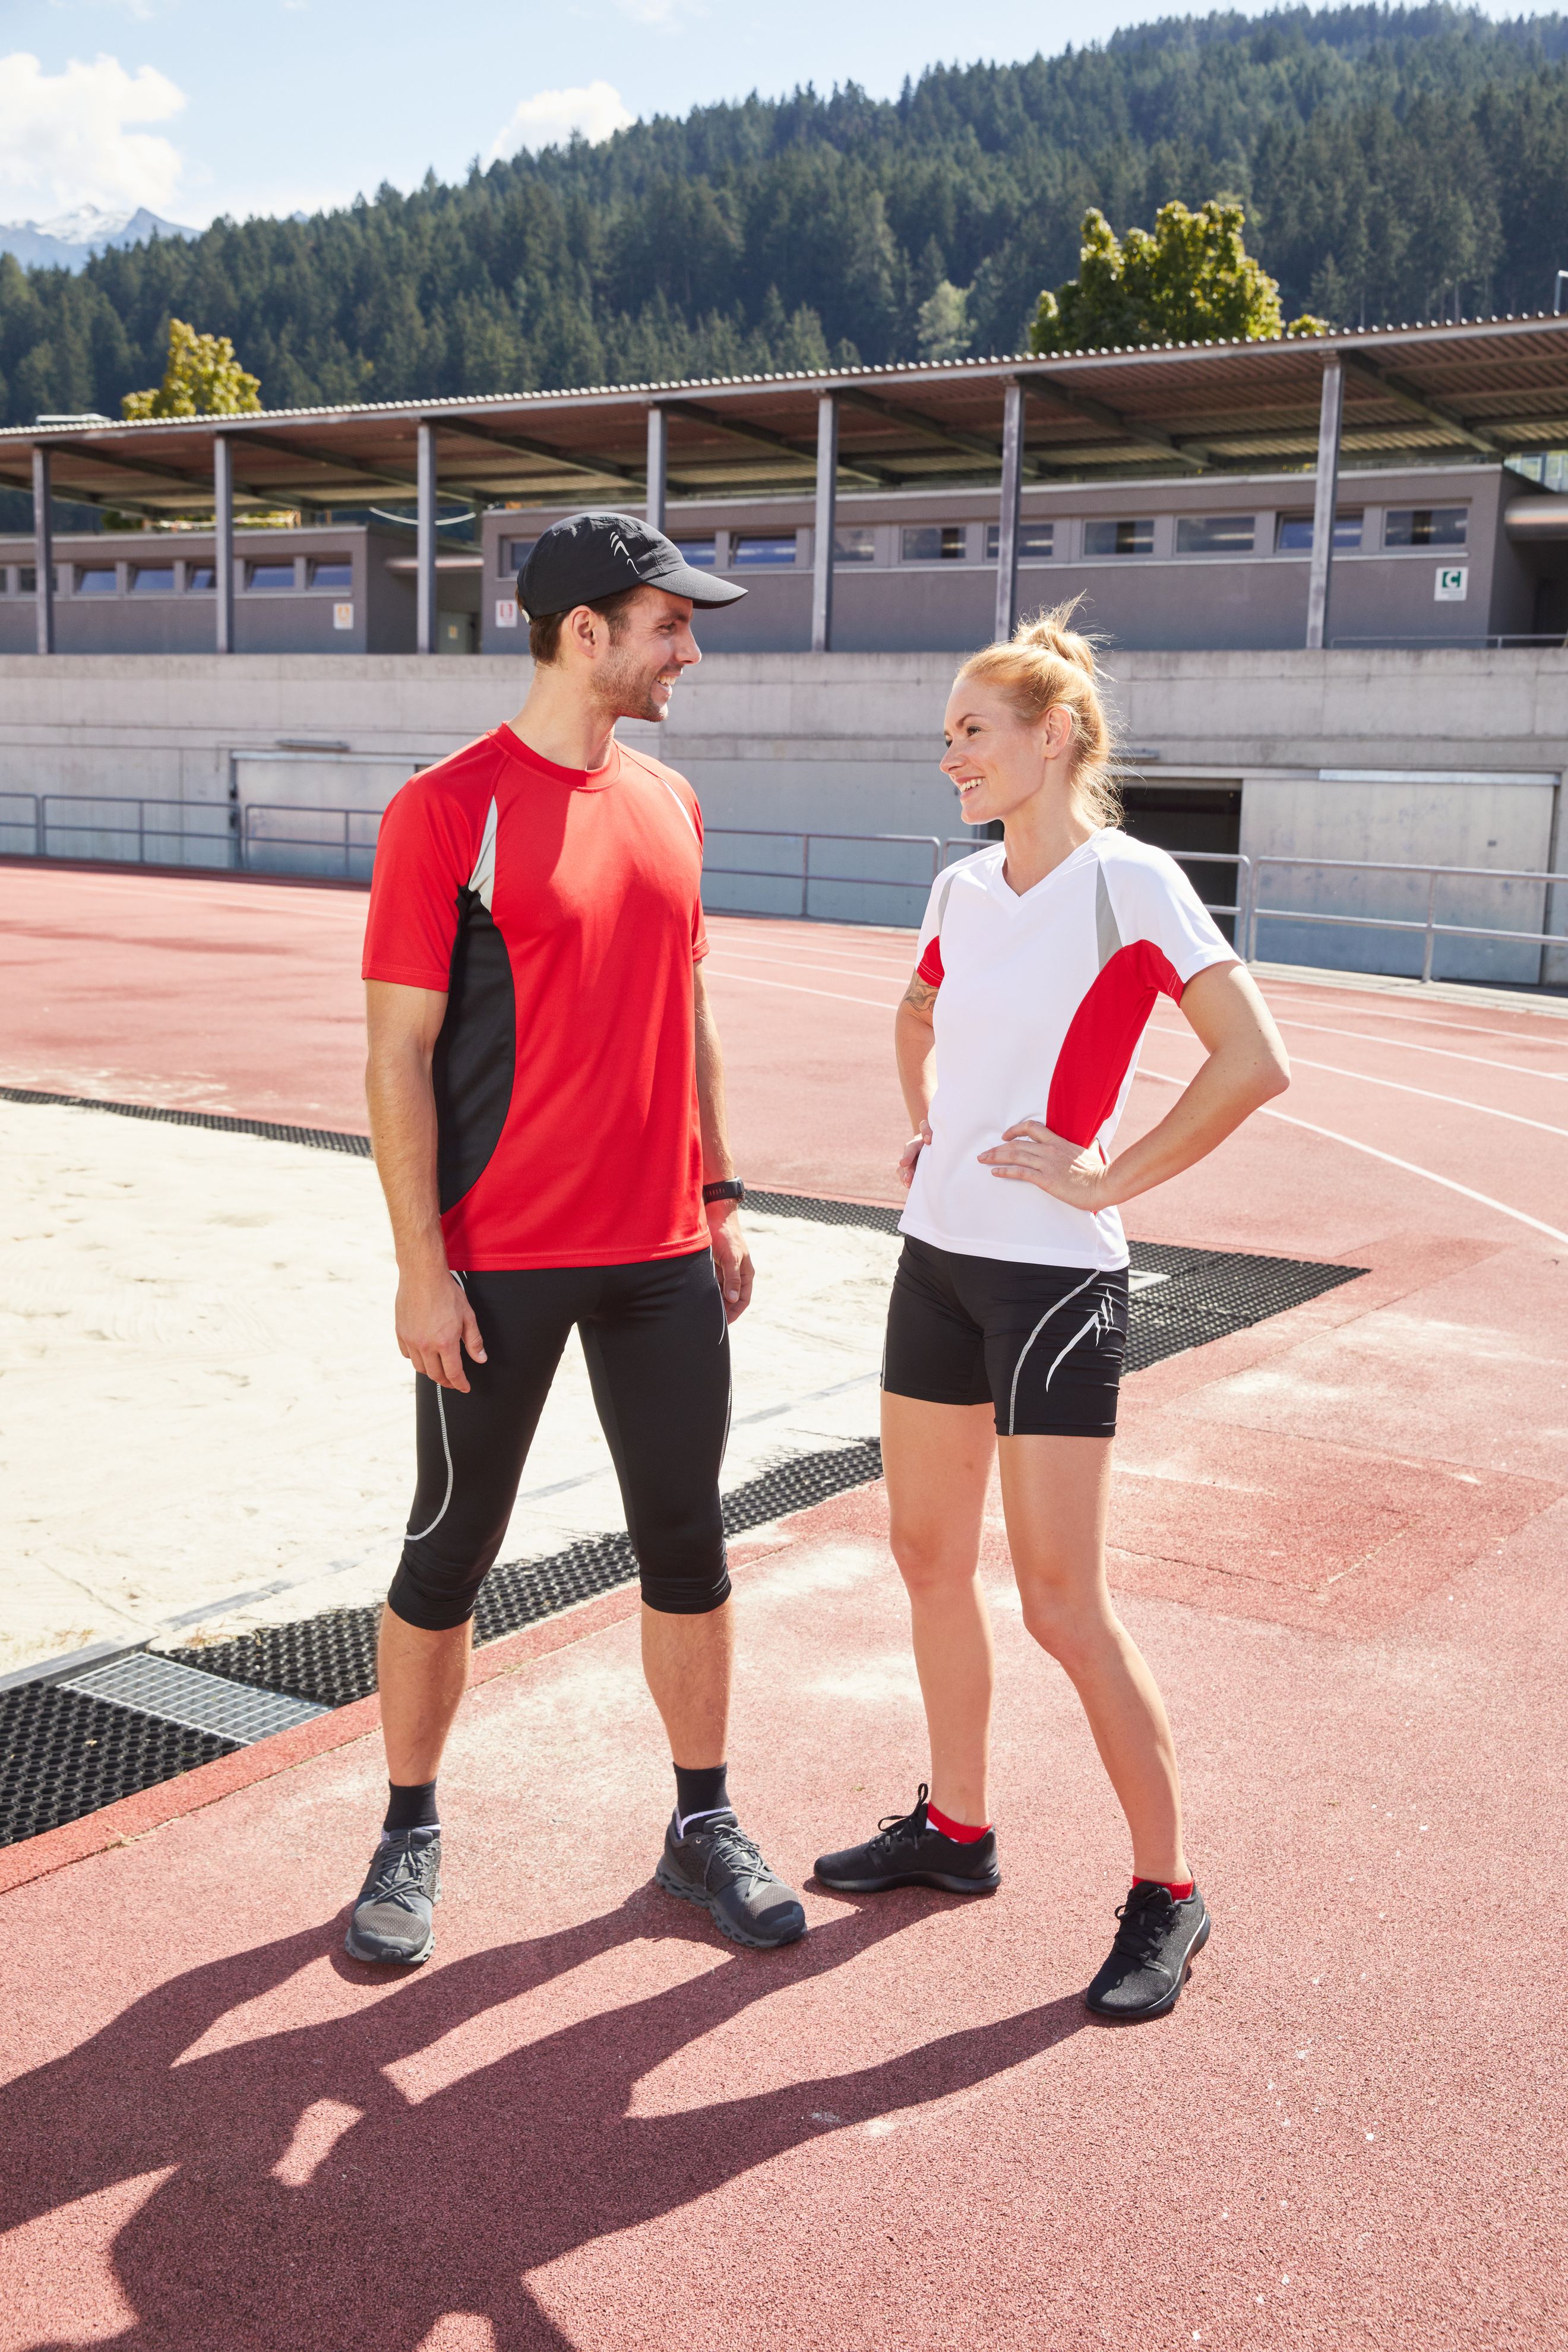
[387,1248,732,1632]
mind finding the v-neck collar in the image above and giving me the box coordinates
[986,831,1102,909]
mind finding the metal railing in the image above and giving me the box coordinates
[242,801,383,876]
[703,827,943,919]
[1248,854,1568,981]
[0,792,234,865]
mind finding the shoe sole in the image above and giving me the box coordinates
[655,1858,807,1949]
[343,1921,434,1966]
[813,1865,1000,1898]
[1085,1908,1210,2022]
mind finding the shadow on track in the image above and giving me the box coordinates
[0,1887,1086,2350]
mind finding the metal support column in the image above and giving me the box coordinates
[811,393,838,655]
[993,378,1025,644]
[213,435,234,654]
[31,446,53,655]
[416,420,437,655]
[1304,358,1344,650]
[645,406,667,533]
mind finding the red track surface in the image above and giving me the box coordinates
[3,863,1567,2348]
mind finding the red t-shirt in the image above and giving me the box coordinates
[362,723,709,1270]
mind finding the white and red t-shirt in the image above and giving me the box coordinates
[363,724,709,1270]
[900,829,1238,1271]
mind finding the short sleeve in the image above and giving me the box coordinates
[362,777,478,990]
[914,868,950,987]
[1104,844,1239,994]
[687,783,709,962]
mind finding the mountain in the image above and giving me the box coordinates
[0,206,195,274]
[4,5,1568,429]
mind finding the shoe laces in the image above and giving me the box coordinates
[699,1815,772,1891]
[870,1782,931,1857]
[1109,1884,1177,1968]
[364,1835,438,1914]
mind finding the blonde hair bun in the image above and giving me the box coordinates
[954,596,1120,829]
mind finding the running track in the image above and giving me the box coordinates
[2,862,1566,2350]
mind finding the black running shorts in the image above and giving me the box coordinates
[883,1236,1128,1438]
[387,1248,732,1632]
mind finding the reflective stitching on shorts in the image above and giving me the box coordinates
[1043,1309,1104,1393]
[407,1385,455,1543]
[1006,1269,1099,1436]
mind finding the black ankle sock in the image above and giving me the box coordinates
[383,1779,439,1836]
[673,1762,730,1829]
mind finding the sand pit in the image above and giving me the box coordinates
[0,1099,896,1677]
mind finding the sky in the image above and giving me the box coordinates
[0,0,1559,231]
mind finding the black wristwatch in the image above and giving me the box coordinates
[703,1179,746,1206]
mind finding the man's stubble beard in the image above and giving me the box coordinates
[595,643,676,726]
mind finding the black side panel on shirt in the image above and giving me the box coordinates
[434,886,516,1215]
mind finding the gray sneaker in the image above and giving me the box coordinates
[655,1809,806,1949]
[344,1828,441,1965]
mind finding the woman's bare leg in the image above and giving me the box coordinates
[880,1391,998,1825]
[996,1433,1186,1882]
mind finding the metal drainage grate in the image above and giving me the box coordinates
[0,1085,374,1158]
[62,1654,327,1743]
[0,1680,234,1848]
[172,1438,887,1712]
[1120,1241,1362,1375]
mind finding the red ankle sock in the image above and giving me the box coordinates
[1133,1875,1194,1901]
[927,1799,990,1844]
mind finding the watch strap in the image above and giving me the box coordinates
[702,1179,745,1205]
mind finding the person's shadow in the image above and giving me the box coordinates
[1,1885,1086,2350]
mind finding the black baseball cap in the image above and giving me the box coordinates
[517,511,747,616]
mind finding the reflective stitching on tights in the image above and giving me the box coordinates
[1006,1268,1099,1436]
[407,1385,455,1542]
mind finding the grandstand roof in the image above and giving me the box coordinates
[3,313,1567,519]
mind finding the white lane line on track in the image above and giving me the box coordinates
[1154,1011,1568,1083]
[704,968,897,1013]
[1281,1057,1568,1139]
[1262,994,1568,1048]
[710,946,917,986]
[1138,1065,1568,1247]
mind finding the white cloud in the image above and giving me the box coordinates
[0,51,186,217]
[488,80,634,162]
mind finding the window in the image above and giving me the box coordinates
[833,526,876,564]
[901,524,966,562]
[1383,507,1467,549]
[731,532,797,567]
[500,537,534,574]
[671,537,716,568]
[185,564,216,592]
[75,565,118,594]
[984,521,1054,562]
[1083,519,1153,557]
[131,565,176,593]
[1176,514,1255,555]
[1274,511,1363,552]
[247,560,296,590]
[18,567,35,593]
[309,558,353,591]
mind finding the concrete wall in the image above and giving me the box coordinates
[1,643,1563,979]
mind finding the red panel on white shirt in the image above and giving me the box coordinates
[901,830,1237,1270]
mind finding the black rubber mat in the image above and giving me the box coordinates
[0,1680,235,1848]
[1120,1241,1361,1374]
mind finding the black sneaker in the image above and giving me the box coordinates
[343,1828,441,1965]
[1085,1881,1210,2021]
[814,1784,1000,1897]
[655,1810,806,1949]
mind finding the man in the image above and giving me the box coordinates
[345,511,805,1965]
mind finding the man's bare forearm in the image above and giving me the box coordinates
[693,973,736,1182]
[366,1041,447,1271]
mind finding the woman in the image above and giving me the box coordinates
[814,606,1289,2021]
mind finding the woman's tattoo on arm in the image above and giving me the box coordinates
[901,973,939,1015]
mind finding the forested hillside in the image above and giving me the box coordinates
[4,2,1568,428]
